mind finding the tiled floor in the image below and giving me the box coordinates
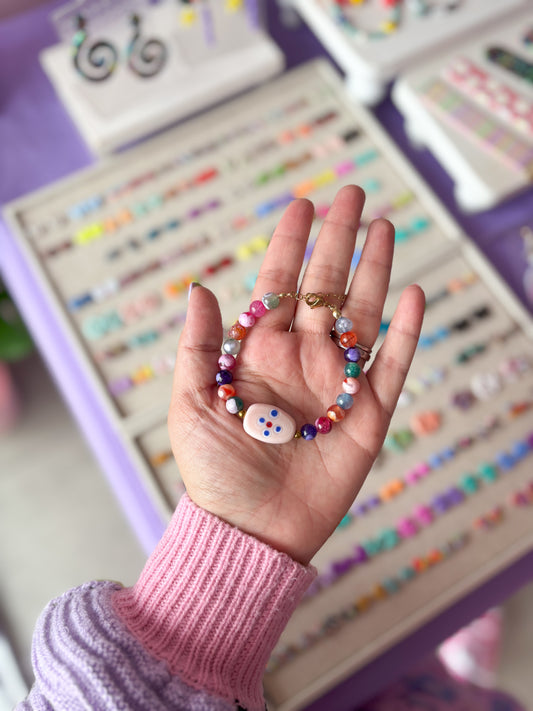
[0,353,532,707]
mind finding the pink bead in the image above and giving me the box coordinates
[315,416,332,434]
[250,300,267,317]
[397,517,418,539]
[342,377,361,395]
[413,462,431,477]
[238,311,256,328]
[218,354,236,370]
[405,469,421,485]
[413,504,433,526]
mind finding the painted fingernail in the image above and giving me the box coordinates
[188,281,200,301]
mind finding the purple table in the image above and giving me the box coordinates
[1,2,532,708]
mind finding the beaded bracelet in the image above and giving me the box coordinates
[217,291,371,443]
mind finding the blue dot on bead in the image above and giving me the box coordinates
[259,417,265,424]
[275,426,281,433]
[271,409,278,417]
[264,430,270,437]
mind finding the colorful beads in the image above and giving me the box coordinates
[336,393,354,410]
[340,331,357,347]
[226,396,244,414]
[219,292,361,443]
[344,362,361,378]
[218,354,236,370]
[262,292,280,310]
[327,404,345,422]
[315,416,332,434]
[342,377,360,395]
[249,300,266,317]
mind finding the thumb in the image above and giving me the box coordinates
[173,283,223,395]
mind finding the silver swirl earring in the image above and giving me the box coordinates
[72,14,118,82]
[126,13,168,79]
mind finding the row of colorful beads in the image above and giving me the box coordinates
[217,293,362,439]
[398,324,520,408]
[80,233,270,339]
[451,353,531,410]
[42,122,365,258]
[340,397,533,527]
[109,351,176,397]
[267,532,473,673]
[41,168,219,257]
[31,95,312,237]
[424,270,479,310]
[94,311,187,363]
[268,480,533,672]
[307,432,533,599]
[418,304,491,350]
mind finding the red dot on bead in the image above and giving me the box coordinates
[266,421,272,427]
[228,322,246,340]
[340,331,358,348]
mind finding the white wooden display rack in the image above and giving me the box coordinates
[280,0,528,105]
[393,11,533,212]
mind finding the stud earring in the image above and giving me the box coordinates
[72,14,118,82]
[126,13,168,79]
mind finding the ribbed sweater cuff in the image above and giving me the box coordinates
[112,494,316,711]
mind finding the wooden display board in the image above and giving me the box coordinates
[4,59,533,711]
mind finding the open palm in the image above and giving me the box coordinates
[168,186,425,564]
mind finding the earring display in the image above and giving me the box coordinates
[40,0,283,154]
[393,11,533,211]
[4,60,533,711]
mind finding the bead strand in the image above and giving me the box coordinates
[217,292,364,443]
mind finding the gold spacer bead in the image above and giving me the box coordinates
[294,430,302,439]
[332,308,342,319]
[237,410,246,419]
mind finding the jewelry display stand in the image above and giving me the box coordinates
[4,59,533,711]
[280,0,528,105]
[393,12,533,212]
[40,0,284,155]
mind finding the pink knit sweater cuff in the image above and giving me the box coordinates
[113,494,316,711]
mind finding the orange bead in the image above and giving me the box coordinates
[228,322,246,340]
[218,384,236,400]
[327,404,345,422]
[410,410,441,436]
[340,331,358,348]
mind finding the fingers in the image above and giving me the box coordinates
[293,185,365,333]
[172,284,223,398]
[250,198,314,331]
[366,284,426,417]
[343,218,395,351]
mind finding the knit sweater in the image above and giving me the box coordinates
[18,494,315,711]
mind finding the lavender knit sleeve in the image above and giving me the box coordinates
[17,495,316,711]
[17,580,235,711]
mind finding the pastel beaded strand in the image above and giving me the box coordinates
[216,291,364,443]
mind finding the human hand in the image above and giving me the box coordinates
[168,185,425,564]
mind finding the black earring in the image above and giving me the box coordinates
[71,14,118,82]
[126,13,168,79]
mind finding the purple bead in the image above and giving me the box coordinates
[446,486,465,505]
[344,347,361,362]
[431,494,450,514]
[367,495,381,509]
[216,370,233,386]
[109,376,133,396]
[452,390,476,410]
[352,545,368,564]
[332,558,354,576]
[301,423,317,440]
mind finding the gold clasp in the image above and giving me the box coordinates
[304,292,326,309]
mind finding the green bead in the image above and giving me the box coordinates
[399,565,415,581]
[262,292,280,310]
[460,473,479,494]
[362,538,381,557]
[478,462,498,482]
[337,514,352,529]
[382,577,400,594]
[344,362,361,378]
[379,528,400,550]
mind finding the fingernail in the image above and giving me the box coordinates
[188,281,200,301]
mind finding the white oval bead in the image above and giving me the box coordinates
[243,404,296,444]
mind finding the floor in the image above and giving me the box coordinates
[0,353,532,708]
